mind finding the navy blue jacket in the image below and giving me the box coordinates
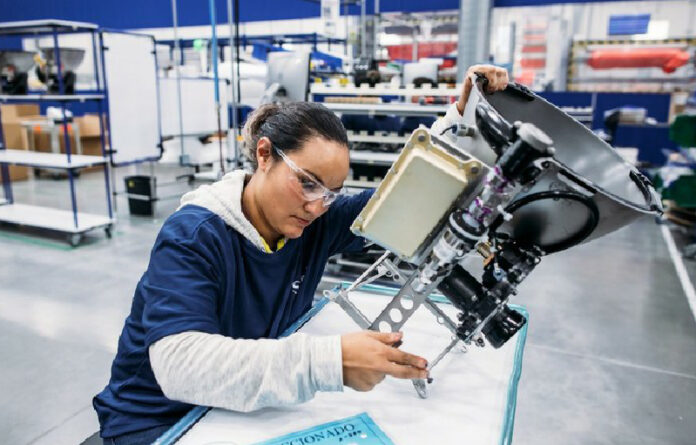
[93,190,372,438]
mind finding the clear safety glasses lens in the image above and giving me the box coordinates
[275,145,343,206]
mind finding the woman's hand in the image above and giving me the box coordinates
[457,64,510,115]
[341,331,428,392]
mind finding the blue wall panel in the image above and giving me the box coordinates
[608,14,651,36]
[0,0,662,29]
[1,1,662,29]
[0,0,463,29]
[0,0,325,29]
[613,124,676,165]
[592,92,671,129]
[0,0,464,29]
[538,91,594,108]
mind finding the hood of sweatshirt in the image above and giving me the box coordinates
[178,169,268,251]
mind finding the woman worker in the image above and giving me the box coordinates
[93,65,509,445]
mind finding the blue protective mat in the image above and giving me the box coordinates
[252,412,394,445]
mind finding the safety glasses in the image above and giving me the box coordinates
[273,145,344,206]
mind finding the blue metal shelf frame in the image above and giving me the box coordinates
[157,32,347,66]
[0,20,114,239]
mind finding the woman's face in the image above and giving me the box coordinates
[255,136,350,239]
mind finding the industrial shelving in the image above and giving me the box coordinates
[0,20,114,246]
[316,85,595,194]
[346,130,410,145]
[322,102,450,117]
[311,80,459,189]
[349,150,399,165]
[0,94,105,102]
[560,106,593,125]
[0,149,106,169]
[310,82,463,97]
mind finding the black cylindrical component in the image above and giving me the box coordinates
[475,101,512,156]
[437,264,484,312]
[498,123,553,181]
[498,139,543,181]
[448,209,484,244]
[482,306,527,349]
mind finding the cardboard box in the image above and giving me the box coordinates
[33,129,79,155]
[0,104,39,182]
[2,121,31,181]
[76,114,105,138]
[1,106,109,178]
[31,114,109,173]
[76,114,109,161]
[0,104,40,122]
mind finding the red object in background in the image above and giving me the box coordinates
[386,42,457,61]
[520,58,546,69]
[586,48,690,73]
[522,34,546,43]
[514,70,536,86]
[521,45,546,53]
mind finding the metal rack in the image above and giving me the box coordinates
[312,81,458,190]
[0,20,114,246]
[560,105,593,126]
[310,83,462,97]
[346,130,410,145]
[157,32,347,64]
[322,102,449,117]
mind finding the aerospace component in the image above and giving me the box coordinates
[38,47,85,94]
[328,76,662,399]
[0,50,34,94]
[459,79,661,253]
[352,132,480,259]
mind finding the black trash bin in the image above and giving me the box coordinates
[124,175,156,216]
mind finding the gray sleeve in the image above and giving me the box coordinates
[149,331,344,412]
[430,102,465,144]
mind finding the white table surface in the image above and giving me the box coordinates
[162,289,527,445]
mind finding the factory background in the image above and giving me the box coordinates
[0,0,695,444]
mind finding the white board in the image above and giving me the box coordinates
[158,77,229,137]
[102,32,161,166]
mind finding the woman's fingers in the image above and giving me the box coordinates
[384,346,427,369]
[469,65,509,92]
[375,341,429,379]
[365,330,402,345]
[382,361,429,380]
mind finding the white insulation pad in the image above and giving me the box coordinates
[176,290,526,445]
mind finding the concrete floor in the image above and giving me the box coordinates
[1,169,695,445]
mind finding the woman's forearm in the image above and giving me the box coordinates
[149,331,343,412]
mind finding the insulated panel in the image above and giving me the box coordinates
[352,130,473,259]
